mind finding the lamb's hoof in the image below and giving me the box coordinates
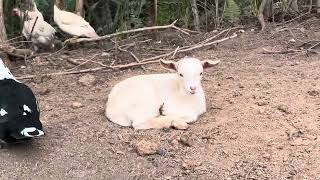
[171,121,189,130]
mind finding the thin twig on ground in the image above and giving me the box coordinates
[67,58,81,65]
[0,41,33,47]
[142,47,173,51]
[0,46,35,59]
[180,27,200,34]
[308,41,320,50]
[16,59,161,80]
[142,32,238,62]
[66,54,100,71]
[197,27,241,45]
[117,46,145,70]
[3,35,25,43]
[278,11,310,25]
[171,46,180,59]
[262,48,304,54]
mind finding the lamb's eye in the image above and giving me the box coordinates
[200,72,203,76]
[179,73,183,77]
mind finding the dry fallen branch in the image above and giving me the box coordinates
[262,40,320,54]
[66,58,81,65]
[306,41,320,54]
[141,33,238,62]
[308,41,320,50]
[67,20,190,44]
[66,54,100,71]
[197,27,242,45]
[1,40,33,47]
[0,46,35,59]
[118,47,140,64]
[180,27,200,34]
[118,46,145,70]
[16,60,161,80]
[3,35,25,43]
[143,47,174,51]
[111,38,145,70]
[180,33,238,52]
[114,39,152,51]
[16,27,239,80]
[307,49,320,54]
[278,11,311,25]
[262,48,304,54]
[68,58,111,67]
[16,67,110,80]
[171,46,180,59]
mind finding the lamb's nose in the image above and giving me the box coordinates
[190,86,196,91]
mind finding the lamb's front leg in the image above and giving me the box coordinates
[133,115,189,130]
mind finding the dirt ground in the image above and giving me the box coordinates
[1,17,320,180]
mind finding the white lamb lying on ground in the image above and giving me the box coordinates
[105,57,220,130]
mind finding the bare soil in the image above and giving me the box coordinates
[1,18,320,180]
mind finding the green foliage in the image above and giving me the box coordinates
[251,0,262,16]
[3,0,22,39]
[65,0,76,12]
[34,0,52,22]
[126,0,146,28]
[236,0,252,16]
[157,0,192,27]
[114,0,149,32]
[2,0,306,38]
[224,0,241,22]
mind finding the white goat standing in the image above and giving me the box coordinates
[105,57,220,130]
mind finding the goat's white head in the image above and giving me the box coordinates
[160,57,220,95]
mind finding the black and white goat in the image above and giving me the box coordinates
[0,58,44,144]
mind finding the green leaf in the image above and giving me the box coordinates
[224,0,241,22]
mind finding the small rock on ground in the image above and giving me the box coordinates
[307,90,319,97]
[277,104,290,114]
[134,140,160,156]
[72,102,84,108]
[78,74,96,87]
[182,159,202,170]
[178,135,192,146]
[37,87,50,95]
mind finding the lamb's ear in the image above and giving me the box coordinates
[201,60,220,69]
[160,59,177,71]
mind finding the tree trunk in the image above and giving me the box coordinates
[75,0,84,17]
[54,0,65,10]
[317,0,320,13]
[215,0,219,28]
[147,0,156,26]
[190,0,200,31]
[258,0,270,31]
[0,0,6,41]
[0,0,11,68]
[154,0,157,24]
[288,0,299,13]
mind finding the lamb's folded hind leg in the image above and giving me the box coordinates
[133,116,189,130]
[106,112,131,127]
